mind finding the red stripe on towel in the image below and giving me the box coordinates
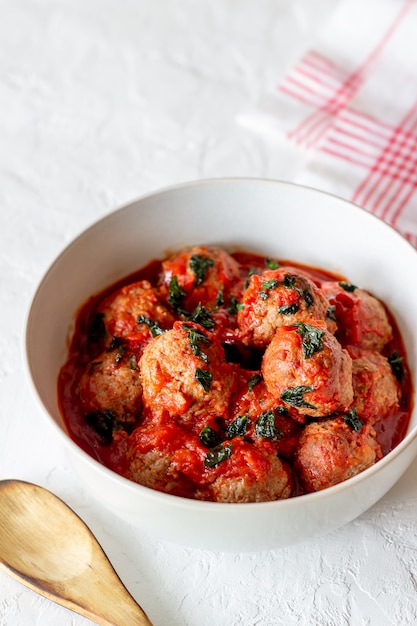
[278,1,412,149]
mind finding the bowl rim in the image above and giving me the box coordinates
[23,176,417,512]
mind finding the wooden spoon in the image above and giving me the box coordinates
[0,479,153,625]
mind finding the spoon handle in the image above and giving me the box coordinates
[1,561,153,625]
[0,479,153,626]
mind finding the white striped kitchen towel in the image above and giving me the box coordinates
[240,0,417,247]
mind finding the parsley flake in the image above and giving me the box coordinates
[137,315,166,337]
[255,411,283,441]
[280,385,316,409]
[282,274,296,289]
[186,303,215,329]
[261,278,279,291]
[387,351,404,381]
[278,303,299,315]
[265,257,279,270]
[88,312,106,343]
[327,305,337,322]
[204,443,232,468]
[229,296,244,314]
[168,276,186,311]
[295,322,325,358]
[303,289,314,308]
[248,373,263,392]
[339,281,357,292]
[182,324,211,362]
[85,409,116,445]
[189,254,214,286]
[199,426,221,448]
[343,408,363,432]
[226,415,250,439]
[195,367,213,391]
[215,288,224,308]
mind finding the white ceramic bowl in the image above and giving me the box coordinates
[25,179,417,552]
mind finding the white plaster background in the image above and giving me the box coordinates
[1,1,417,624]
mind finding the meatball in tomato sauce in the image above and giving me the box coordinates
[347,345,400,424]
[321,281,393,352]
[237,268,332,349]
[203,440,293,503]
[160,245,242,312]
[295,417,382,492]
[95,280,175,351]
[262,320,353,419]
[139,321,236,427]
[78,347,142,436]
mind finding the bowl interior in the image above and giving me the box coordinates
[24,178,417,531]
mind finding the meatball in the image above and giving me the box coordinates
[262,320,353,418]
[126,419,208,497]
[295,417,382,492]
[202,440,293,503]
[78,347,142,433]
[321,281,393,351]
[139,321,236,426]
[347,345,400,423]
[237,267,332,348]
[161,245,241,312]
[94,280,175,348]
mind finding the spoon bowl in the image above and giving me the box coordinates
[0,479,152,626]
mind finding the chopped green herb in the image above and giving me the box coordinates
[327,305,337,322]
[108,336,124,350]
[343,408,363,432]
[282,274,296,289]
[128,354,138,370]
[339,281,357,292]
[114,346,126,363]
[182,324,210,362]
[265,257,279,270]
[245,268,260,289]
[199,426,221,448]
[303,289,314,308]
[84,409,115,445]
[229,296,243,314]
[195,367,213,391]
[108,337,126,363]
[387,350,404,381]
[226,415,249,438]
[259,279,279,301]
[248,267,260,278]
[248,373,263,392]
[280,385,316,409]
[204,443,232,468]
[137,315,166,337]
[255,411,283,441]
[261,278,279,291]
[189,254,214,286]
[275,406,289,415]
[295,322,325,358]
[88,312,106,343]
[215,288,224,308]
[278,303,299,315]
[168,276,186,311]
[186,303,215,329]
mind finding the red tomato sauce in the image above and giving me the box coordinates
[58,250,413,501]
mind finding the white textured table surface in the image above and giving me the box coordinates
[2,1,417,625]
